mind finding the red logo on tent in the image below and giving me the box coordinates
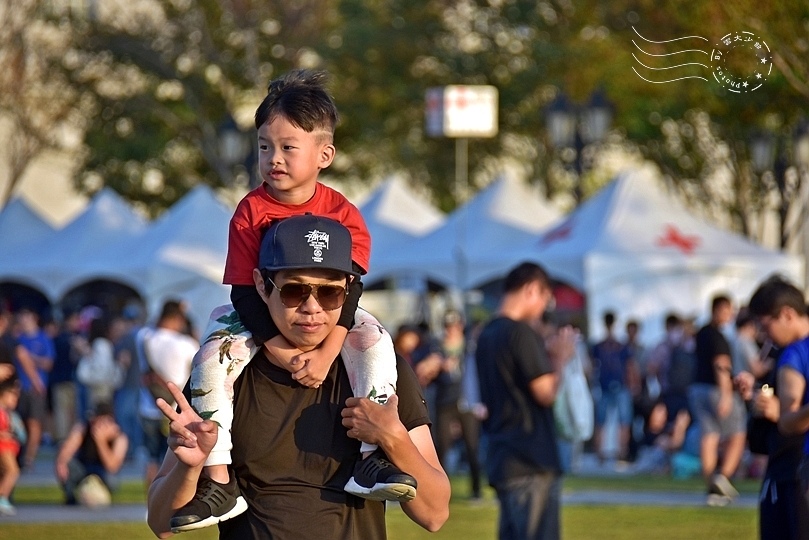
[657,225,700,254]
[540,220,574,246]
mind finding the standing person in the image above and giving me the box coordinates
[170,69,414,533]
[0,308,18,386]
[54,401,128,506]
[76,315,124,411]
[146,215,450,538]
[689,294,746,506]
[746,275,809,539]
[49,309,82,444]
[475,262,574,540]
[0,379,23,515]
[138,301,197,488]
[591,311,635,463]
[432,310,483,501]
[14,307,55,470]
[114,306,146,461]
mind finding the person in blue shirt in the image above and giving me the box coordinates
[749,276,809,539]
[14,307,55,469]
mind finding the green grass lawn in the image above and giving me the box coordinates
[1,474,760,540]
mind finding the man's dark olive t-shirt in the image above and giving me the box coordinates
[217,351,429,539]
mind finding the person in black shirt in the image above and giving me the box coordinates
[689,294,747,506]
[475,262,574,540]
[146,215,450,539]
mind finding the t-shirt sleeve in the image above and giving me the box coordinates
[223,201,262,286]
[395,354,430,431]
[778,343,809,380]
[342,205,371,275]
[510,323,553,384]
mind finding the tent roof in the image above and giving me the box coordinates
[0,189,148,298]
[499,168,803,289]
[360,175,445,279]
[367,173,563,288]
[0,197,55,253]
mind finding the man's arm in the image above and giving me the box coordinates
[529,373,559,408]
[341,395,450,532]
[713,353,734,418]
[777,366,809,435]
[146,383,219,538]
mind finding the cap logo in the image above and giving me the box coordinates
[305,229,329,263]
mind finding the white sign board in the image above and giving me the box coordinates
[425,85,499,138]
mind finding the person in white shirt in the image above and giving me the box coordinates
[138,300,197,487]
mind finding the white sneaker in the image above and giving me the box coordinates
[0,497,16,516]
[711,473,739,499]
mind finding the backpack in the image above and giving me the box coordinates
[668,345,695,395]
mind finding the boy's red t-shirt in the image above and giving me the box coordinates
[224,182,371,286]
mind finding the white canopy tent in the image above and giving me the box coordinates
[360,175,446,288]
[0,197,55,256]
[0,188,148,301]
[495,168,805,343]
[119,185,232,330]
[366,173,564,289]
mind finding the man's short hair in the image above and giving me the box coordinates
[254,69,338,139]
[502,261,550,294]
[749,275,807,318]
[664,313,682,329]
[711,294,731,313]
[158,300,185,322]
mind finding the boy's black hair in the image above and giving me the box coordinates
[749,275,807,318]
[254,69,338,136]
[502,261,550,294]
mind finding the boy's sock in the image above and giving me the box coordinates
[170,474,248,533]
[344,449,418,502]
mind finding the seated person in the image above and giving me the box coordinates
[54,402,128,505]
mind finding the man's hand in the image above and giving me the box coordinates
[733,371,755,401]
[155,382,218,469]
[753,389,780,422]
[90,416,120,443]
[546,325,576,371]
[341,394,408,447]
[290,347,335,388]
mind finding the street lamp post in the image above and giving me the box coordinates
[545,88,612,204]
[218,117,255,188]
[749,118,809,249]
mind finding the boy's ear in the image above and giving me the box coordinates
[319,143,336,170]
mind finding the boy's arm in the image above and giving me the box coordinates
[231,284,280,345]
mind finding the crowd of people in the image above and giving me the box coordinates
[0,298,198,515]
[3,67,809,540]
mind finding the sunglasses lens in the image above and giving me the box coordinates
[316,285,347,310]
[275,282,346,310]
[279,283,310,307]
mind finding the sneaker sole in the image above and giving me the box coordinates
[170,495,249,533]
[344,479,417,502]
[711,475,739,499]
[706,494,731,507]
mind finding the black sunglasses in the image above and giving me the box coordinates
[264,276,347,311]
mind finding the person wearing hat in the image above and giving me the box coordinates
[146,215,450,538]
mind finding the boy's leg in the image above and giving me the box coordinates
[170,304,255,533]
[340,308,417,502]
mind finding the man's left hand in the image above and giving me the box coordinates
[341,394,407,447]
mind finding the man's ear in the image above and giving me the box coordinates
[254,269,269,301]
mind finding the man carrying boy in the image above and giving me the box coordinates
[170,69,414,532]
[146,215,450,538]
